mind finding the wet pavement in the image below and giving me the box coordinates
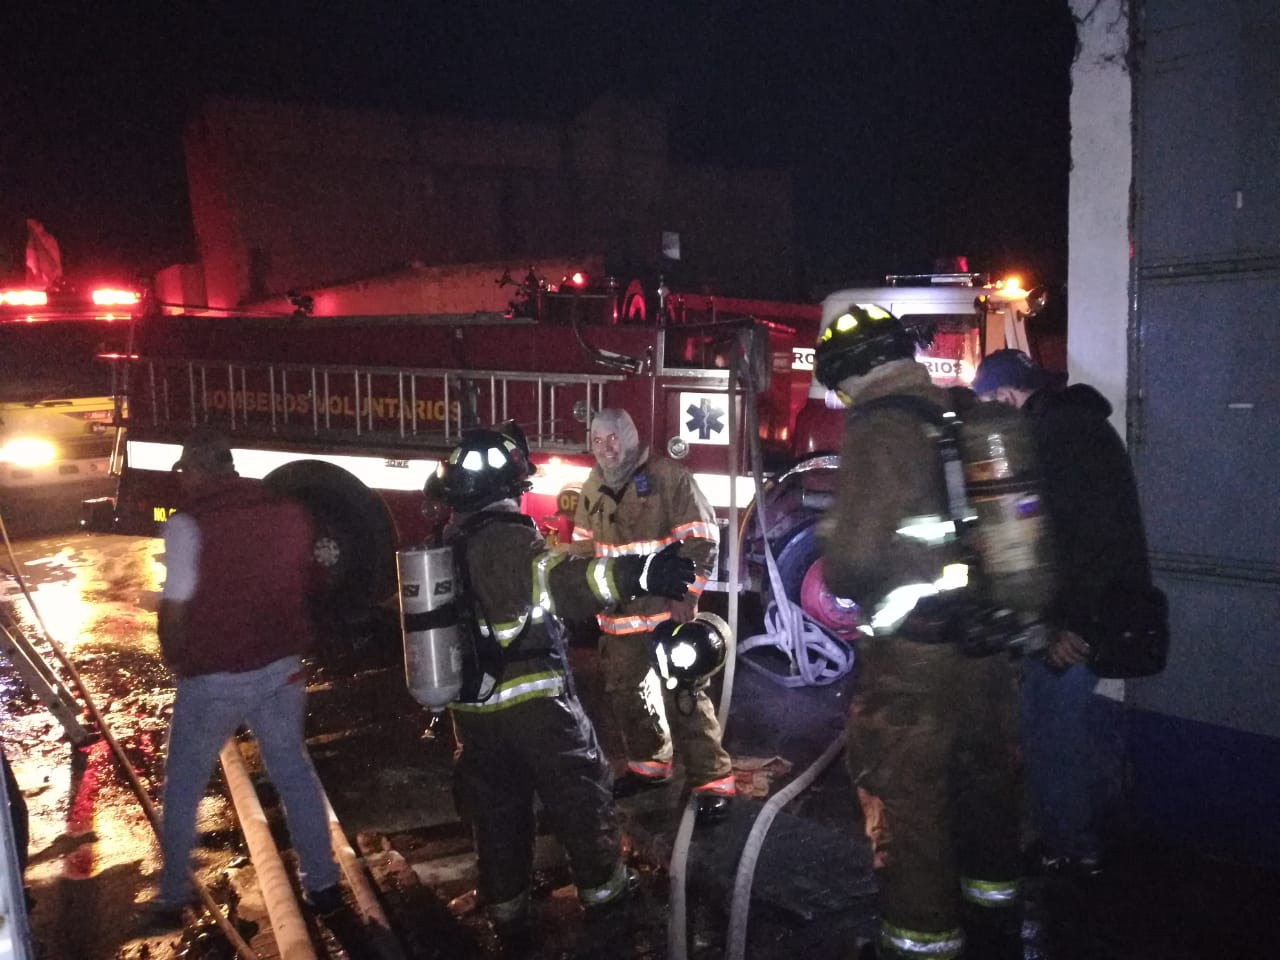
[2,527,1279,959]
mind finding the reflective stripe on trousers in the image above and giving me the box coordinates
[627,758,673,779]
[960,876,1020,907]
[880,920,965,958]
[579,861,631,907]
[691,773,737,795]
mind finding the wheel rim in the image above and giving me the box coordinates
[799,559,863,641]
[313,535,341,570]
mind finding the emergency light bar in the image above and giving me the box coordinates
[91,288,141,306]
[0,284,143,319]
[0,289,48,307]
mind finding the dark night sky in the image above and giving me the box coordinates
[2,1,1077,293]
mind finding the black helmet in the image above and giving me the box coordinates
[813,303,921,390]
[430,427,533,511]
[651,613,731,690]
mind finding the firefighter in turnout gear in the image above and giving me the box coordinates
[425,425,696,938]
[572,408,736,824]
[815,306,1025,960]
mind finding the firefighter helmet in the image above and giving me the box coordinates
[813,303,921,390]
[430,427,533,512]
[651,612,732,690]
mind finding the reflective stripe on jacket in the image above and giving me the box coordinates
[573,456,717,635]
[447,504,644,711]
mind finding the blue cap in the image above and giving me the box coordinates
[971,349,1047,395]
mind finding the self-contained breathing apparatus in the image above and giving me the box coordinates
[399,510,566,712]
[399,424,546,711]
[812,301,1055,655]
[859,390,1057,655]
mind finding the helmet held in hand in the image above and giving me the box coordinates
[651,612,731,690]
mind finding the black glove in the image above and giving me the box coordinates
[613,541,697,600]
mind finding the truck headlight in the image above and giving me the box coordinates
[0,438,57,467]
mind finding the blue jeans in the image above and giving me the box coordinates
[1020,656,1107,860]
[157,655,338,904]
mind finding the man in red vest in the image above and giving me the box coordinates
[149,427,341,924]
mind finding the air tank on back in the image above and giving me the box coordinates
[955,402,1056,615]
[397,546,463,711]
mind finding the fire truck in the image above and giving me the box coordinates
[110,269,811,624]
[0,283,139,528]
[105,265,1049,643]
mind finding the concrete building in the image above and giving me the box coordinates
[163,95,801,310]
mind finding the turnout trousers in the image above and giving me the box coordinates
[452,686,626,915]
[847,637,1023,958]
[599,630,732,788]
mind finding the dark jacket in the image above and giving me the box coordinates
[449,502,642,711]
[1023,384,1151,634]
[179,479,315,675]
[821,360,956,611]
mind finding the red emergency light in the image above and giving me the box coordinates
[569,271,588,288]
[0,289,49,307]
[92,288,141,306]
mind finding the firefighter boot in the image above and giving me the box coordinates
[489,889,537,953]
[612,760,673,799]
[692,775,736,824]
[582,865,641,921]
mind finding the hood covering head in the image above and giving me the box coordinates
[590,408,645,487]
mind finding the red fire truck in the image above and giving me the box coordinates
[110,270,809,621]
[105,266,1050,641]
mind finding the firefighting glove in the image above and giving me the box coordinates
[614,542,697,600]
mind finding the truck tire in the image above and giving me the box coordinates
[261,460,396,617]
[771,520,863,641]
[772,518,823,607]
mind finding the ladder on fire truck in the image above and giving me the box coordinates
[132,356,624,452]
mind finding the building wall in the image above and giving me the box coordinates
[184,96,800,309]
[1069,0,1280,866]
[1068,0,1132,441]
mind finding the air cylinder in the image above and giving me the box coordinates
[397,547,463,711]
[956,403,1056,614]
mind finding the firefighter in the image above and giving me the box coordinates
[572,408,736,823]
[427,425,697,939]
[814,306,1024,960]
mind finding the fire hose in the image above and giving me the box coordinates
[669,326,856,959]
[735,332,854,689]
[723,332,854,959]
